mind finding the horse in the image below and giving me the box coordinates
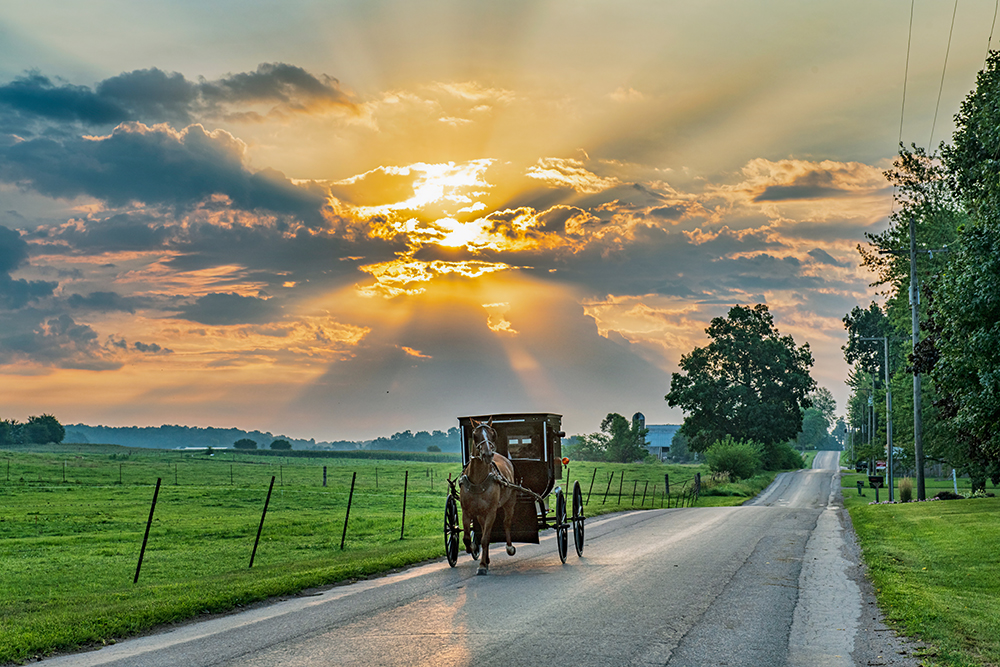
[459,417,517,575]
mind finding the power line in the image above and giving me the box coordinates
[988,0,999,57]
[899,0,915,147]
[929,0,960,150]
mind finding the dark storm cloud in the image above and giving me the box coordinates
[0,123,326,223]
[753,169,852,202]
[0,225,57,309]
[134,340,171,354]
[649,204,688,221]
[0,311,121,370]
[0,72,131,125]
[41,213,174,253]
[173,292,282,325]
[66,291,140,313]
[806,247,849,267]
[0,64,354,128]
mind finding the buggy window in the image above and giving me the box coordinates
[506,425,542,460]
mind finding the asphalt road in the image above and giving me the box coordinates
[42,451,919,666]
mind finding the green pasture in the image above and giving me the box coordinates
[840,471,1000,666]
[0,444,770,663]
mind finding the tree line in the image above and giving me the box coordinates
[0,415,66,446]
[844,51,1000,494]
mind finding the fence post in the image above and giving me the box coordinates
[340,472,357,550]
[323,466,327,487]
[602,472,615,505]
[631,480,637,504]
[664,473,669,497]
[586,469,597,505]
[249,476,275,568]
[134,478,161,584]
[642,481,649,506]
[400,470,409,540]
[618,474,624,504]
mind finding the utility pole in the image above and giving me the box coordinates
[861,336,894,501]
[909,216,926,500]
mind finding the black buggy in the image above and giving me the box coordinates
[444,413,585,566]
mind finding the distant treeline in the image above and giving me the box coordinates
[62,423,462,453]
[243,449,461,462]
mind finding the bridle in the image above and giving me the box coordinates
[471,421,498,465]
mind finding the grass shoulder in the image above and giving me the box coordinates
[840,472,1000,666]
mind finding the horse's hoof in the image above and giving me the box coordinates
[477,567,489,576]
[506,545,516,556]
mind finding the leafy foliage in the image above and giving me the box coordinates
[666,304,815,452]
[269,438,292,450]
[0,414,65,445]
[704,436,762,480]
[566,413,649,462]
[233,438,257,450]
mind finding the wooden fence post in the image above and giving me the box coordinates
[400,470,409,540]
[602,472,615,505]
[340,472,357,550]
[249,476,275,568]
[585,469,597,505]
[134,478,161,584]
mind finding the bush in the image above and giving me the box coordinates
[233,438,257,450]
[270,439,292,450]
[705,436,763,480]
[899,477,913,502]
[762,441,806,471]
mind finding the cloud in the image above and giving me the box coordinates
[172,292,282,325]
[0,122,327,223]
[134,340,172,354]
[526,157,622,194]
[0,72,131,126]
[0,312,122,370]
[0,225,57,309]
[0,64,355,128]
[66,291,139,313]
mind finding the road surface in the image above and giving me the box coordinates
[42,451,918,666]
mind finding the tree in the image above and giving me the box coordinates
[665,304,816,457]
[567,413,649,462]
[270,439,292,450]
[233,438,257,450]
[24,415,64,444]
[601,413,649,463]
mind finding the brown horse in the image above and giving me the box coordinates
[459,418,517,575]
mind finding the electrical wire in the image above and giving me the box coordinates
[988,0,999,57]
[929,0,960,151]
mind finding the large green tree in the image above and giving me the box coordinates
[665,304,815,454]
[569,413,649,463]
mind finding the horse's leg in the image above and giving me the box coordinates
[477,508,498,575]
[461,498,474,555]
[502,493,516,556]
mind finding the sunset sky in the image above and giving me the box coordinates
[1,1,997,441]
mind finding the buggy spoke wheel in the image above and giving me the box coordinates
[444,494,460,567]
[572,480,585,557]
[556,489,568,563]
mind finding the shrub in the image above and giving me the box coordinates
[762,441,806,471]
[705,436,763,480]
[899,477,913,502]
[270,439,292,450]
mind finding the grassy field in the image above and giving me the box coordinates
[840,470,1000,666]
[0,444,775,663]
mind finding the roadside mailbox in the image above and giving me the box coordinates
[869,475,884,502]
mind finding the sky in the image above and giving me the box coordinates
[0,1,997,441]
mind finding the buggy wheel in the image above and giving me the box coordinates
[445,494,460,567]
[572,480,585,557]
[555,488,568,563]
